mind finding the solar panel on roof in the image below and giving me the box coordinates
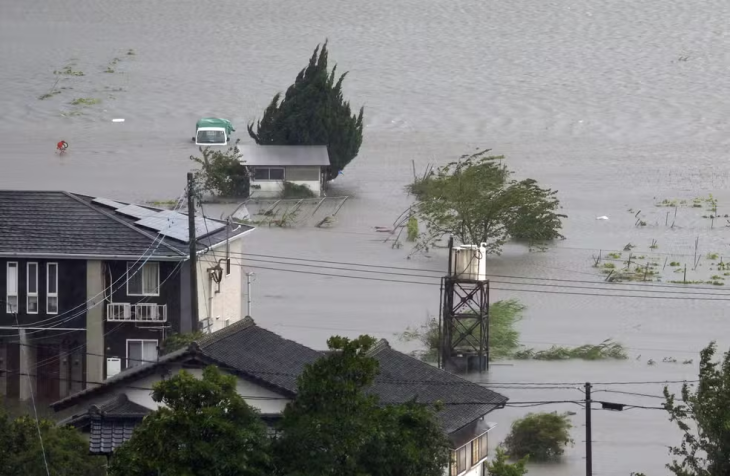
[92,197,126,209]
[115,204,159,219]
[134,211,225,243]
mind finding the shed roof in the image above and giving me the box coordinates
[238,145,330,167]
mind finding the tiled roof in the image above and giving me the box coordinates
[52,320,507,435]
[89,418,140,455]
[0,191,253,258]
[238,145,330,166]
[197,317,322,395]
[367,340,508,434]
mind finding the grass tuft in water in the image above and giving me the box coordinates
[513,340,628,361]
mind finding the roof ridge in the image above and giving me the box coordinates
[197,316,257,348]
[64,192,187,257]
[366,338,391,357]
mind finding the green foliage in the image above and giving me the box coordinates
[503,412,573,461]
[274,335,450,476]
[248,42,364,181]
[70,97,100,106]
[607,252,622,259]
[707,252,719,260]
[0,407,106,476]
[190,144,250,198]
[280,181,315,199]
[54,65,84,76]
[663,342,730,475]
[109,366,270,476]
[159,331,205,355]
[406,216,419,242]
[411,150,565,255]
[513,340,628,361]
[398,299,526,361]
[486,447,529,476]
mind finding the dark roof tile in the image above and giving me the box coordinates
[0,191,253,258]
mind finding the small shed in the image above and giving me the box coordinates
[238,145,330,197]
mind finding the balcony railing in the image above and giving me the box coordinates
[107,303,167,322]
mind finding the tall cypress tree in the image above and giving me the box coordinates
[248,42,364,181]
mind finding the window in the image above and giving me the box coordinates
[451,444,470,475]
[127,340,158,368]
[27,263,38,314]
[47,263,58,314]
[252,167,285,181]
[127,262,160,296]
[6,262,18,313]
[471,432,488,464]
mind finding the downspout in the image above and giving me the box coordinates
[208,272,214,333]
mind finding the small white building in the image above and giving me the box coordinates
[239,145,330,198]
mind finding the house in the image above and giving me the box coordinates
[0,191,254,403]
[239,144,330,197]
[51,318,508,476]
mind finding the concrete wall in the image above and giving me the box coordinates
[196,238,244,334]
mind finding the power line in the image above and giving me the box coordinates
[230,251,730,293]
[229,262,730,301]
[233,255,730,297]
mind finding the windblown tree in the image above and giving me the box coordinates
[109,366,270,476]
[0,409,106,476]
[274,335,450,476]
[248,42,364,181]
[411,149,565,254]
[663,342,730,476]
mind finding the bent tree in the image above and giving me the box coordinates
[663,342,730,476]
[248,42,364,181]
[411,149,565,255]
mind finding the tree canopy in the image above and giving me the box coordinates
[273,335,450,476]
[486,447,529,476]
[248,42,364,181]
[411,149,565,255]
[0,408,106,476]
[108,366,270,476]
[503,412,573,461]
[190,143,250,198]
[663,342,730,476]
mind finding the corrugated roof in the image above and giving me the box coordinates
[238,145,330,167]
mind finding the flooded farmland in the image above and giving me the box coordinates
[3,0,730,474]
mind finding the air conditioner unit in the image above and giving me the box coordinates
[450,243,488,281]
[106,358,121,378]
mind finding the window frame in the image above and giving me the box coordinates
[46,262,58,314]
[6,262,18,313]
[450,443,471,476]
[126,262,160,297]
[126,339,159,368]
[252,167,286,181]
[471,431,488,465]
[27,262,38,314]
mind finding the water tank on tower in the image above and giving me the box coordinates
[450,243,487,281]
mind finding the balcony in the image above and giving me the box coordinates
[107,303,167,322]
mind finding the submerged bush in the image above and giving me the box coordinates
[281,181,316,199]
[503,412,573,461]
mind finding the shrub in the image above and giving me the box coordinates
[190,144,250,198]
[503,412,573,461]
[281,181,315,199]
[406,216,419,242]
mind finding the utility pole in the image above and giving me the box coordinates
[245,272,254,317]
[187,173,199,331]
[585,382,593,476]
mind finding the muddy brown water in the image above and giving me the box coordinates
[3,0,730,473]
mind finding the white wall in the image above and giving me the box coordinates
[250,179,321,198]
[196,238,243,334]
[124,364,291,414]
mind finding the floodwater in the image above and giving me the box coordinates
[2,0,730,474]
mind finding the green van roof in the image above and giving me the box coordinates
[196,118,234,132]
